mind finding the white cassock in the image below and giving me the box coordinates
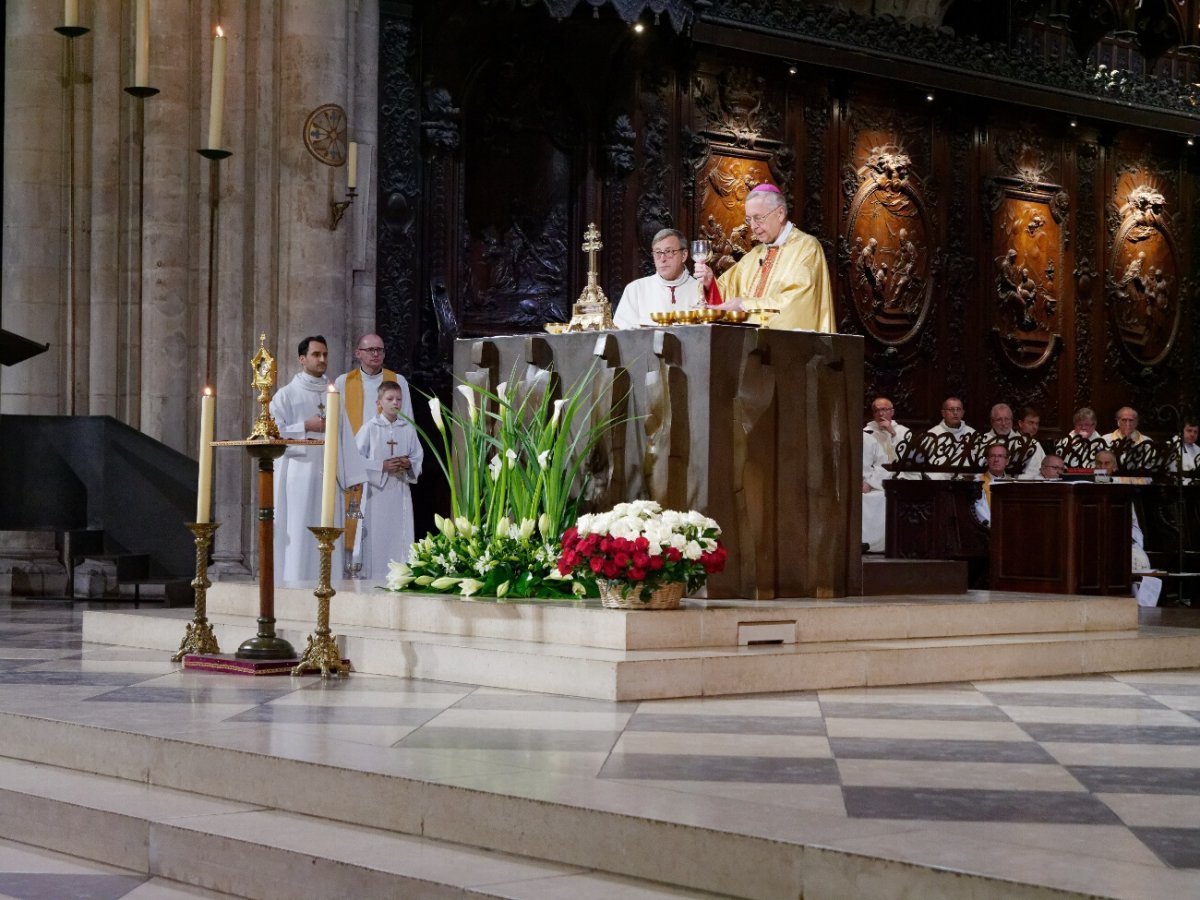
[354,414,423,580]
[333,368,413,430]
[270,372,367,584]
[613,272,700,329]
[1131,508,1162,607]
[923,421,976,480]
[862,421,911,552]
[1168,439,1199,479]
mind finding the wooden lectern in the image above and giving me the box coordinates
[453,326,864,599]
[990,481,1135,595]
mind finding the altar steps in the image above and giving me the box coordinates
[861,556,968,595]
[82,589,1200,701]
[0,753,721,899]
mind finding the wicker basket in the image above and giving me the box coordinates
[597,578,685,610]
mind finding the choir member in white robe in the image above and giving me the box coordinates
[270,336,367,584]
[613,229,700,329]
[861,397,910,552]
[923,397,975,480]
[353,382,423,580]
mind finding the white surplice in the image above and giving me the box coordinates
[333,367,414,432]
[270,372,367,584]
[613,271,700,329]
[353,413,424,581]
[861,421,911,552]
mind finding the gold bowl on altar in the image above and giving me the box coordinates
[544,322,568,334]
[676,309,702,324]
[696,308,724,324]
[722,309,750,324]
[649,311,674,326]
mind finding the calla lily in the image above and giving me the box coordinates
[497,516,512,537]
[431,576,462,590]
[550,398,566,428]
[429,397,445,432]
[455,384,478,422]
[459,578,485,596]
[497,382,509,402]
[537,450,550,470]
[506,448,518,468]
[488,454,501,481]
[518,518,536,540]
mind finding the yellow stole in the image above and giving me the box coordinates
[344,367,397,434]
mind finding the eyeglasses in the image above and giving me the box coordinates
[745,210,782,227]
[942,406,963,413]
[873,406,894,412]
[652,248,685,260]
[358,347,385,354]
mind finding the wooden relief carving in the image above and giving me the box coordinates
[1106,180,1181,366]
[695,155,768,275]
[988,182,1066,368]
[844,144,934,345]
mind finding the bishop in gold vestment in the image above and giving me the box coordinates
[697,183,836,333]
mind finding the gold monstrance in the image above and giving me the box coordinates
[247,333,281,440]
[566,222,615,331]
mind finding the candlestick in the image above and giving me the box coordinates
[293,526,350,678]
[347,141,358,190]
[196,387,215,523]
[134,0,150,87]
[172,521,221,662]
[206,26,226,150]
[320,385,340,526]
[64,0,78,27]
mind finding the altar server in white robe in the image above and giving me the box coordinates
[354,381,423,579]
[862,397,910,552]
[270,336,367,583]
[613,228,700,329]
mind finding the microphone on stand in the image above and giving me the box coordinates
[758,258,764,267]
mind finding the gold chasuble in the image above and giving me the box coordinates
[715,227,835,332]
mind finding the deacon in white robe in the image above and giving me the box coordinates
[270,337,367,584]
[333,333,413,433]
[613,228,700,329]
[354,408,423,580]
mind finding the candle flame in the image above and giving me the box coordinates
[216,25,224,37]
[203,386,214,397]
[327,384,337,393]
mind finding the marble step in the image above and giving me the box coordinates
[206,582,1137,651]
[5,713,1188,900]
[82,607,1200,701]
[0,755,720,900]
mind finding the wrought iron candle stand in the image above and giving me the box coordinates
[292,526,350,678]
[173,522,221,661]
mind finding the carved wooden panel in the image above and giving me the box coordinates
[844,144,934,346]
[695,154,772,275]
[1106,177,1181,367]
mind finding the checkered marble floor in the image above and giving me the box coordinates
[0,600,1198,897]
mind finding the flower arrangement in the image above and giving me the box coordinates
[557,500,726,604]
[384,365,627,599]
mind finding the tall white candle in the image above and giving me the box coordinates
[347,142,358,190]
[64,0,78,27]
[320,386,340,527]
[196,388,215,523]
[134,0,150,87]
[206,26,226,149]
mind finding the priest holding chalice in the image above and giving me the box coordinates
[693,183,836,332]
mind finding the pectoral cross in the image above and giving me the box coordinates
[317,401,326,419]
[386,438,398,457]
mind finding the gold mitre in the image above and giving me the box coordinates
[564,222,614,332]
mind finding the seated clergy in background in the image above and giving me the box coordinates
[1105,406,1148,445]
[693,183,835,332]
[923,396,975,481]
[1169,417,1199,478]
[613,229,699,329]
[1026,453,1066,481]
[861,396,911,552]
[974,443,1012,526]
[983,402,1043,477]
[1017,406,1044,446]
[1055,406,1107,466]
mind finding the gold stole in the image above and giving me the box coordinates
[982,473,993,508]
[344,367,397,434]
[753,246,781,298]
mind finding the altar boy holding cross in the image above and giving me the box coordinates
[354,381,423,580]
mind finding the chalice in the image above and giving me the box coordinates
[690,239,711,307]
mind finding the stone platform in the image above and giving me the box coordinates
[80,582,1200,700]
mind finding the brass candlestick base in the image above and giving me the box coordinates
[172,522,221,662]
[292,526,350,678]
